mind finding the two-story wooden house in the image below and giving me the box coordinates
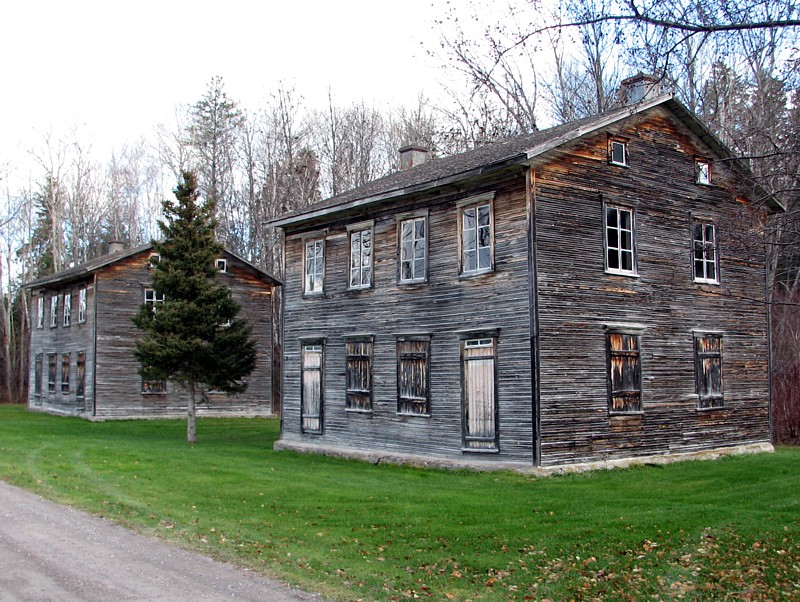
[26,242,281,419]
[270,81,780,471]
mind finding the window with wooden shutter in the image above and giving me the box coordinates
[61,353,70,394]
[76,352,86,400]
[301,343,324,433]
[396,337,430,415]
[346,339,372,412]
[47,354,56,393]
[607,332,642,413]
[695,334,723,408]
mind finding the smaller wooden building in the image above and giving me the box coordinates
[26,243,281,420]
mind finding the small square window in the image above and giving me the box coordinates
[216,258,227,272]
[609,139,628,166]
[695,159,711,185]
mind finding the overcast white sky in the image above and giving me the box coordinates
[1,0,459,174]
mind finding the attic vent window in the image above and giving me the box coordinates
[695,159,711,185]
[609,139,628,166]
[216,258,227,272]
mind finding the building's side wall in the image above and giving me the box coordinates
[91,251,275,419]
[28,280,97,416]
[280,173,535,464]
[533,106,771,466]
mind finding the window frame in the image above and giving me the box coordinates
[215,258,228,273]
[141,379,167,395]
[458,193,495,277]
[144,287,165,312]
[300,339,325,434]
[692,219,719,284]
[37,294,44,329]
[76,351,86,400]
[460,332,499,452]
[47,354,56,394]
[396,334,431,417]
[604,202,638,276]
[694,333,724,409]
[50,295,58,328]
[695,158,712,185]
[78,287,87,323]
[608,137,628,167]
[34,353,43,401]
[147,253,161,269]
[63,292,72,327]
[61,353,70,394]
[347,221,374,290]
[345,335,374,413]
[397,213,428,285]
[606,328,643,414]
[303,238,325,296]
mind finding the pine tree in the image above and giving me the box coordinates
[133,172,256,443]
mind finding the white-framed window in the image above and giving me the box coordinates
[396,336,431,416]
[63,293,72,327]
[459,195,494,276]
[348,226,373,290]
[78,288,87,323]
[304,239,325,295]
[695,334,723,409]
[301,342,324,433]
[216,258,227,272]
[399,216,427,284]
[345,337,373,412]
[148,253,160,269]
[37,294,44,329]
[609,138,628,166]
[50,295,58,328]
[692,221,719,284]
[695,159,711,185]
[144,288,165,313]
[607,331,642,414]
[461,336,498,451]
[604,204,637,275]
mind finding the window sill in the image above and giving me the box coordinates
[693,279,720,286]
[302,291,325,299]
[398,280,428,287]
[141,392,167,396]
[461,446,500,454]
[609,411,644,417]
[458,269,494,280]
[347,285,373,293]
[696,404,725,412]
[396,412,431,419]
[345,408,373,415]
[608,161,629,168]
[605,270,640,278]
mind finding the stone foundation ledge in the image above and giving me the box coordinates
[273,439,774,476]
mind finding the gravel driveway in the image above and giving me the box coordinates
[0,481,323,601]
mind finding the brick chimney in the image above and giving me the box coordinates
[399,144,430,170]
[618,74,662,106]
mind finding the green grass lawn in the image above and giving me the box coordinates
[0,406,797,601]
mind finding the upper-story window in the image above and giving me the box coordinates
[37,294,44,329]
[459,194,494,276]
[348,223,373,290]
[604,204,637,276]
[692,221,719,284]
[609,138,628,166]
[63,293,72,327]
[50,295,58,328]
[399,216,427,284]
[148,253,161,269]
[78,288,87,323]
[215,258,227,272]
[695,159,712,185]
[304,239,325,295]
[144,288,165,314]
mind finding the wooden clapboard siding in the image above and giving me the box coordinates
[533,106,770,466]
[28,247,278,420]
[281,172,535,464]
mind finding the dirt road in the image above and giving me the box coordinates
[0,481,323,601]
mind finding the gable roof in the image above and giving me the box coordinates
[26,242,282,290]
[271,94,781,230]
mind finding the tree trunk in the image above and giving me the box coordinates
[187,379,197,443]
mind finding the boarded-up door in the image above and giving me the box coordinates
[462,338,498,450]
[301,344,323,433]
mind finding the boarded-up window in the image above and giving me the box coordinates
[692,221,718,283]
[304,239,324,294]
[76,352,86,400]
[461,202,493,275]
[141,380,166,394]
[695,334,723,408]
[61,353,70,394]
[301,343,324,433]
[399,217,427,283]
[47,354,56,393]
[78,288,87,323]
[397,338,430,415]
[605,205,636,275]
[462,338,498,450]
[349,228,373,289]
[607,333,642,413]
[34,353,43,400]
[346,339,372,411]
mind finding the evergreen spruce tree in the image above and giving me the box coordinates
[133,172,256,443]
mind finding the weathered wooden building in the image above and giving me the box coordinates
[26,242,281,419]
[271,79,780,471]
